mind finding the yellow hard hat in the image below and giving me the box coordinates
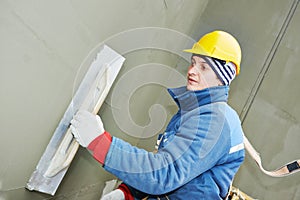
[184,30,242,75]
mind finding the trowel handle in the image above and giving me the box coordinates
[44,67,110,177]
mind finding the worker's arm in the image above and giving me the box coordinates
[71,108,233,195]
[95,110,232,195]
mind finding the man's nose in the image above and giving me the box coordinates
[188,65,196,75]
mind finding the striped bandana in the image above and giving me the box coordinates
[200,56,237,85]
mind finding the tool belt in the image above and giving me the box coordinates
[140,186,254,200]
[226,186,255,200]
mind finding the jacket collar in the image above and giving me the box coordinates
[168,86,229,111]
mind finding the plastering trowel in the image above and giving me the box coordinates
[26,45,125,195]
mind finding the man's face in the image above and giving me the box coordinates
[186,56,222,91]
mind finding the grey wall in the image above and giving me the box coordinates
[1,0,300,199]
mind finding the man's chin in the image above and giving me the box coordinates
[186,85,194,91]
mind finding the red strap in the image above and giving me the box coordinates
[87,131,112,164]
[118,183,134,200]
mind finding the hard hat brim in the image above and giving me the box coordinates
[183,48,208,56]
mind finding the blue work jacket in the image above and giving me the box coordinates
[104,86,245,199]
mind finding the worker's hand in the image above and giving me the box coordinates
[101,189,125,200]
[70,110,105,147]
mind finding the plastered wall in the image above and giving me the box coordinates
[1,0,300,199]
[0,0,207,199]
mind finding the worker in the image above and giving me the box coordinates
[70,30,245,200]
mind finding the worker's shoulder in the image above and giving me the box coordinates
[196,101,239,119]
[207,102,244,141]
[213,102,241,122]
